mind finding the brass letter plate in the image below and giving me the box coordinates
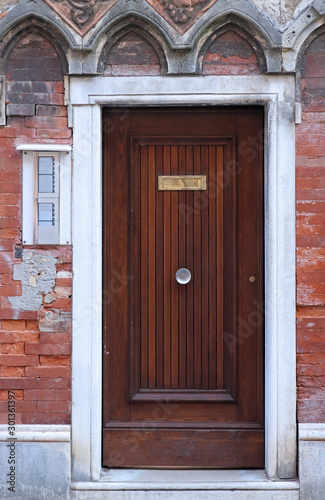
[158,175,206,191]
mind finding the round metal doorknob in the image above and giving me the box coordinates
[176,268,191,285]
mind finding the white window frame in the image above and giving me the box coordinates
[69,74,296,485]
[18,144,72,245]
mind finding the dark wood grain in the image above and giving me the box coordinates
[103,107,264,468]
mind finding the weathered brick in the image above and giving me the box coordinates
[0,389,23,400]
[0,228,20,240]
[36,128,71,139]
[0,206,19,217]
[0,366,24,377]
[37,401,71,412]
[0,194,20,205]
[39,332,70,343]
[39,355,70,366]
[13,401,36,413]
[0,127,18,139]
[0,378,37,389]
[24,116,68,129]
[6,104,35,116]
[0,182,21,194]
[39,314,71,333]
[54,82,65,93]
[0,355,38,366]
[298,376,325,388]
[0,262,13,273]
[21,412,70,424]
[25,343,71,355]
[0,285,21,296]
[104,32,162,77]
[298,400,325,423]
[0,218,20,230]
[25,366,70,378]
[36,105,67,117]
[43,298,71,310]
[7,81,32,93]
[1,320,26,331]
[24,389,71,401]
[24,322,38,332]
[1,343,24,354]
[0,159,20,172]
[0,310,38,321]
[203,31,261,76]
[38,378,70,390]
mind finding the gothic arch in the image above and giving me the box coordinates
[197,21,267,74]
[97,18,168,75]
[295,22,325,104]
[0,18,69,75]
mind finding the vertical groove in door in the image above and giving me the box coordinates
[140,146,149,389]
[208,145,217,390]
[155,145,164,389]
[148,146,156,389]
[193,145,202,389]
[178,145,186,390]
[186,145,194,390]
[171,145,179,389]
[163,146,171,389]
[201,145,209,390]
[139,141,225,392]
[217,145,224,389]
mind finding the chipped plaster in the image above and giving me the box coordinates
[9,250,56,311]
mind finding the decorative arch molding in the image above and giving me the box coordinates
[193,12,280,73]
[295,22,325,104]
[79,0,281,52]
[281,2,325,72]
[0,19,69,75]
[97,19,168,75]
[196,21,267,74]
[283,1,325,50]
[0,0,82,50]
[82,8,179,52]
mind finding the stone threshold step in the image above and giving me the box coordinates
[71,469,299,499]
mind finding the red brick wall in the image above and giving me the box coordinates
[296,32,325,422]
[104,31,162,76]
[202,31,261,75]
[0,31,72,425]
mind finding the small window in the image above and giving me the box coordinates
[18,145,71,245]
[35,154,60,244]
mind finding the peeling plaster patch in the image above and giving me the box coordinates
[39,310,71,332]
[9,250,56,311]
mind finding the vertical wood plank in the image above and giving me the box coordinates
[208,145,217,389]
[201,145,209,390]
[186,145,194,389]
[105,111,130,420]
[193,145,202,389]
[129,140,141,398]
[216,146,224,389]
[171,145,179,389]
[178,145,187,389]
[140,145,149,389]
[148,145,156,389]
[163,146,171,389]
[155,145,164,389]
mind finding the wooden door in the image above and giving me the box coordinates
[102,107,264,468]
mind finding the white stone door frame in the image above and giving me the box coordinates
[70,74,297,483]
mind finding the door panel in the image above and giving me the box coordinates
[103,107,264,468]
